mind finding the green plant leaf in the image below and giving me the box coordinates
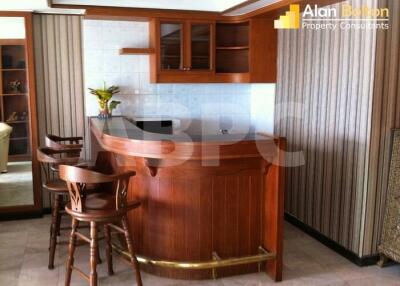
[109,100,121,111]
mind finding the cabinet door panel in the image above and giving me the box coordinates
[190,23,212,71]
[160,22,183,71]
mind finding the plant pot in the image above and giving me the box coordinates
[98,107,111,119]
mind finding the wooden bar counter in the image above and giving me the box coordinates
[90,117,285,281]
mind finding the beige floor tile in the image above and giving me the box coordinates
[0,218,400,286]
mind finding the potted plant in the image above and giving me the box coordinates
[89,82,121,118]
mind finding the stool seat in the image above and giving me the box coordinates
[44,179,99,193]
[65,194,141,222]
[44,179,68,193]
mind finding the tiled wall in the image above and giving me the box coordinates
[83,20,275,134]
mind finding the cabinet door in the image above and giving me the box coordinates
[159,22,183,71]
[188,23,213,71]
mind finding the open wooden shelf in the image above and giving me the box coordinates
[215,22,250,74]
[119,48,155,55]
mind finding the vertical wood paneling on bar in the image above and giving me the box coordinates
[276,0,378,255]
[238,176,251,254]
[212,176,226,255]
[249,175,262,253]
[172,177,185,268]
[225,176,239,256]
[159,177,171,260]
[199,178,212,259]
[33,14,85,207]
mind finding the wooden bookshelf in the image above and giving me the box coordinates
[0,41,31,159]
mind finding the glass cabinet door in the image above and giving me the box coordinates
[190,23,212,70]
[160,22,183,71]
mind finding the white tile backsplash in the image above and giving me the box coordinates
[83,19,275,134]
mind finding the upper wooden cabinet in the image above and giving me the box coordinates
[150,19,215,81]
[149,17,276,83]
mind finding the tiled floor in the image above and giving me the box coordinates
[1,216,400,286]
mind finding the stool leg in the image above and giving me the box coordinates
[56,196,63,236]
[104,224,114,275]
[121,216,142,286]
[49,193,61,270]
[89,221,98,286]
[48,193,54,250]
[65,218,79,286]
[96,227,102,264]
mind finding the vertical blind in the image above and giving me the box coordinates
[275,0,378,256]
[33,14,87,207]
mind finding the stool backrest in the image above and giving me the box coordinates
[59,165,135,213]
[45,134,83,150]
[37,147,81,184]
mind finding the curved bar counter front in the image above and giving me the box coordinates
[90,117,285,281]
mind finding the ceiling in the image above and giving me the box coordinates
[52,0,248,12]
[0,0,49,11]
[224,0,280,16]
[0,0,251,12]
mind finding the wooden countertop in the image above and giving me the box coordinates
[90,117,278,160]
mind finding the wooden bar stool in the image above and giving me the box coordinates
[37,147,83,270]
[59,164,143,286]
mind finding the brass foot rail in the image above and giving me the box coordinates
[112,243,275,278]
